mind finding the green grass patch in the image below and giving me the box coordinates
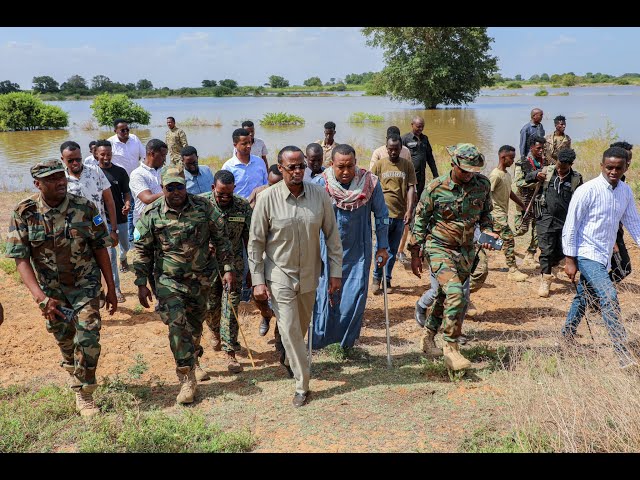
[534,89,548,97]
[0,257,21,283]
[259,112,305,127]
[462,343,510,371]
[179,117,222,127]
[459,426,532,453]
[127,354,149,379]
[506,82,522,89]
[348,112,385,123]
[132,304,144,314]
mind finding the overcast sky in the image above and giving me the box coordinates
[1,27,638,89]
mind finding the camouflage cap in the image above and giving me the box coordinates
[30,159,65,179]
[161,164,186,185]
[446,143,485,173]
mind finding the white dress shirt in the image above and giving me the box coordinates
[108,133,146,176]
[129,162,162,225]
[562,173,640,268]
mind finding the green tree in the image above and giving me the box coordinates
[90,93,151,127]
[202,80,217,88]
[303,76,323,87]
[0,80,20,94]
[515,74,523,81]
[364,73,387,96]
[540,73,550,82]
[219,79,238,90]
[32,76,60,93]
[91,75,114,93]
[362,27,498,109]
[60,75,89,95]
[529,74,540,82]
[561,73,577,86]
[136,79,153,91]
[268,75,289,88]
[0,92,68,131]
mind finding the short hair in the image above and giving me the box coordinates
[530,108,543,118]
[386,133,402,145]
[60,141,81,153]
[529,135,546,148]
[232,128,251,144]
[324,121,336,130]
[602,146,629,163]
[167,116,175,122]
[498,145,516,154]
[386,126,401,137]
[95,140,112,149]
[610,141,633,151]
[89,140,97,149]
[553,115,566,124]
[269,163,282,176]
[214,169,235,185]
[241,120,254,128]
[146,139,167,154]
[277,145,304,164]
[181,146,198,157]
[306,142,323,155]
[331,143,356,160]
[557,148,576,164]
[113,118,128,128]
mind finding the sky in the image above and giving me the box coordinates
[1,27,639,89]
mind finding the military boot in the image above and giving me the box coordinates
[507,267,528,282]
[176,366,197,404]
[522,251,537,267]
[225,351,243,374]
[75,383,99,418]
[443,341,471,371]
[194,359,210,382]
[211,331,222,352]
[420,329,442,357]
[538,274,553,297]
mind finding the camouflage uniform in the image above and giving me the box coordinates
[408,144,493,343]
[133,166,233,368]
[200,191,252,353]
[544,132,571,164]
[513,152,545,254]
[5,160,111,387]
[165,127,188,165]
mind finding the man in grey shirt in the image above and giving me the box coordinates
[519,108,545,160]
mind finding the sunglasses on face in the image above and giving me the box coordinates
[119,128,130,133]
[165,184,186,192]
[67,158,82,164]
[281,162,307,172]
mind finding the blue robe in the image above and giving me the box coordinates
[311,176,389,349]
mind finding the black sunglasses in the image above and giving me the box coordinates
[281,162,307,172]
[119,128,130,133]
[165,184,186,192]
[67,158,83,164]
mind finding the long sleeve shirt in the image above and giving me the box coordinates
[248,180,343,294]
[519,121,545,159]
[562,173,640,269]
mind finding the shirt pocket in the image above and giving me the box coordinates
[435,200,458,221]
[67,222,92,253]
[28,224,47,247]
[271,218,294,242]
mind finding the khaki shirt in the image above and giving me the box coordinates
[369,144,411,170]
[544,132,572,163]
[315,139,339,167]
[248,180,343,294]
[166,127,188,165]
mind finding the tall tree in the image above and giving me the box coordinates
[303,76,322,87]
[268,75,289,88]
[362,27,498,109]
[136,79,153,90]
[202,80,217,88]
[219,79,238,90]
[60,75,89,95]
[32,76,60,93]
[0,80,20,94]
[91,75,113,92]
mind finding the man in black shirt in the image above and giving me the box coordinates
[95,140,132,302]
[401,116,438,200]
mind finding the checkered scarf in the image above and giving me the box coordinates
[323,166,378,211]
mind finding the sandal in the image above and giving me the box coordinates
[119,260,129,273]
[116,291,126,303]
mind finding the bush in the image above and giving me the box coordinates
[90,93,151,127]
[259,112,305,127]
[616,78,630,85]
[348,112,385,123]
[0,92,69,131]
[534,89,549,97]
[506,82,522,89]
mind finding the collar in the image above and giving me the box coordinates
[37,193,70,214]
[162,194,195,215]
[230,154,257,166]
[445,172,458,190]
[598,173,619,190]
[141,161,158,172]
[276,178,306,200]
[184,167,200,179]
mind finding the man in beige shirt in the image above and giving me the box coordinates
[544,115,571,164]
[249,146,343,408]
[369,126,411,170]
[166,117,188,165]
[314,121,339,167]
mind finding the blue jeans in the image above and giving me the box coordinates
[109,223,130,291]
[128,196,135,242]
[563,257,630,360]
[373,217,404,282]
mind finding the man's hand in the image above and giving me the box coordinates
[536,168,547,182]
[328,277,342,307]
[105,288,118,315]
[138,285,153,308]
[122,202,131,216]
[481,231,500,251]
[109,231,119,248]
[565,257,578,283]
[411,255,423,278]
[613,243,620,254]
[375,249,389,269]
[222,271,235,290]
[253,284,270,301]
[403,210,412,225]
[42,297,66,322]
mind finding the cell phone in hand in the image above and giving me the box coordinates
[477,232,503,250]
[57,305,76,323]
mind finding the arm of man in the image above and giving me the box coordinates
[479,181,497,239]
[320,189,343,296]
[425,140,438,178]
[94,248,117,315]
[509,191,527,211]
[248,194,269,300]
[620,188,640,248]
[405,160,418,223]
[137,137,146,161]
[372,182,390,267]
[243,205,253,287]
[207,202,235,287]
[519,125,528,159]
[369,148,381,171]
[179,130,188,148]
[562,186,589,282]
[137,189,163,205]
[132,210,155,307]
[101,188,119,247]
[408,192,434,278]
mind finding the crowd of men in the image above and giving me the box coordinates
[4,110,640,416]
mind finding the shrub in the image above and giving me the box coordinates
[348,112,385,123]
[534,89,549,97]
[259,112,305,127]
[90,93,151,127]
[0,92,68,131]
[506,82,522,89]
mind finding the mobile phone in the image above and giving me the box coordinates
[57,305,76,323]
[477,232,503,250]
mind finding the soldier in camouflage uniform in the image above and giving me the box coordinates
[133,164,234,404]
[5,159,117,417]
[165,117,188,165]
[513,135,548,266]
[408,144,499,370]
[199,170,252,374]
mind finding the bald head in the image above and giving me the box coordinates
[411,116,425,136]
[530,108,544,124]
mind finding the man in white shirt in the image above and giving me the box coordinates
[562,146,640,368]
[108,119,146,243]
[241,120,268,169]
[221,128,268,199]
[84,140,98,166]
[129,139,166,228]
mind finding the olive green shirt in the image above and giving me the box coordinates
[166,127,188,165]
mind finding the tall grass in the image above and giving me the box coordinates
[259,112,305,127]
[348,112,385,123]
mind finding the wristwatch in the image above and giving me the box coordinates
[113,230,119,234]
[38,296,50,310]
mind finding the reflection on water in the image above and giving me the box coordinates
[1,85,639,190]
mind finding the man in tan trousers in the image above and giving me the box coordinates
[249,145,343,408]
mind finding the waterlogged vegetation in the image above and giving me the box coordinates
[348,112,385,123]
[259,112,305,127]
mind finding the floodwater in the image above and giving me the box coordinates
[1,85,639,190]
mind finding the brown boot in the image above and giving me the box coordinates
[211,331,222,352]
[176,366,197,404]
[522,251,537,267]
[194,359,210,382]
[225,351,243,374]
[507,267,528,282]
[420,329,442,357]
[75,384,99,417]
[538,274,553,297]
[443,341,471,371]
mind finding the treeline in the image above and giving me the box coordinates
[493,72,640,87]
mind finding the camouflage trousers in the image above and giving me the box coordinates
[493,215,517,268]
[157,281,210,368]
[45,296,101,386]
[425,242,474,342]
[206,273,241,353]
[514,209,538,254]
[469,248,489,292]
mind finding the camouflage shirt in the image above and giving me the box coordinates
[165,127,188,165]
[409,171,493,251]
[133,194,233,292]
[199,192,252,274]
[513,153,545,206]
[5,193,111,310]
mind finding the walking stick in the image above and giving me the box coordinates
[308,318,313,370]
[218,271,256,368]
[378,256,392,368]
